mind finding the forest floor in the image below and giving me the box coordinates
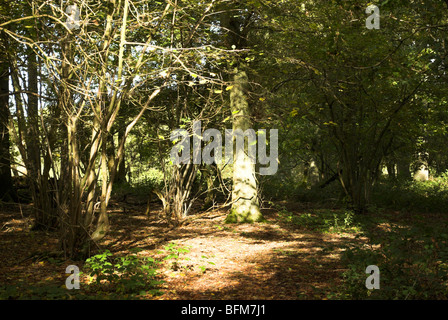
[0,198,367,300]
[3,197,445,300]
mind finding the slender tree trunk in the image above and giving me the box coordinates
[201,164,217,210]
[91,131,110,241]
[116,126,127,184]
[0,43,13,201]
[26,49,46,227]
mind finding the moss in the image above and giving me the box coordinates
[225,208,266,223]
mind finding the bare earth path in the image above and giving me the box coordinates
[0,201,359,299]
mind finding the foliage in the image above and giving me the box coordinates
[372,174,448,213]
[0,283,71,300]
[163,242,191,258]
[2,0,448,301]
[113,167,164,200]
[341,221,448,299]
[296,183,345,205]
[85,249,163,296]
[160,242,192,271]
[198,255,216,274]
[130,168,165,191]
[276,205,359,234]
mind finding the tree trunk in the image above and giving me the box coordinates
[0,43,13,201]
[116,126,127,184]
[27,49,45,228]
[226,70,263,223]
[220,8,263,223]
[397,158,411,180]
[387,162,396,180]
[201,164,218,210]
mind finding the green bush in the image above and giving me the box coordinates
[372,175,448,213]
[130,167,164,190]
[276,205,359,234]
[85,249,163,296]
[159,242,191,271]
[341,224,448,299]
[0,283,71,300]
[296,182,344,205]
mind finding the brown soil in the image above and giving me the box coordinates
[0,201,361,299]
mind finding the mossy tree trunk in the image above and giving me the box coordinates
[225,70,263,223]
[220,8,263,223]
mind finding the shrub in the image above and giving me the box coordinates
[372,175,448,213]
[85,249,163,296]
[341,224,448,299]
[276,204,359,234]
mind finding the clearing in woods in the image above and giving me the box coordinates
[0,199,364,300]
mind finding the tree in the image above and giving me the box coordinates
[0,31,13,201]
[243,0,447,212]
[226,69,263,222]
[220,6,264,223]
[1,0,235,257]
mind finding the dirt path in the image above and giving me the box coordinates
[0,202,358,299]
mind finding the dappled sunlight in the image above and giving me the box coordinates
[2,198,448,300]
[137,211,359,299]
[3,0,448,305]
